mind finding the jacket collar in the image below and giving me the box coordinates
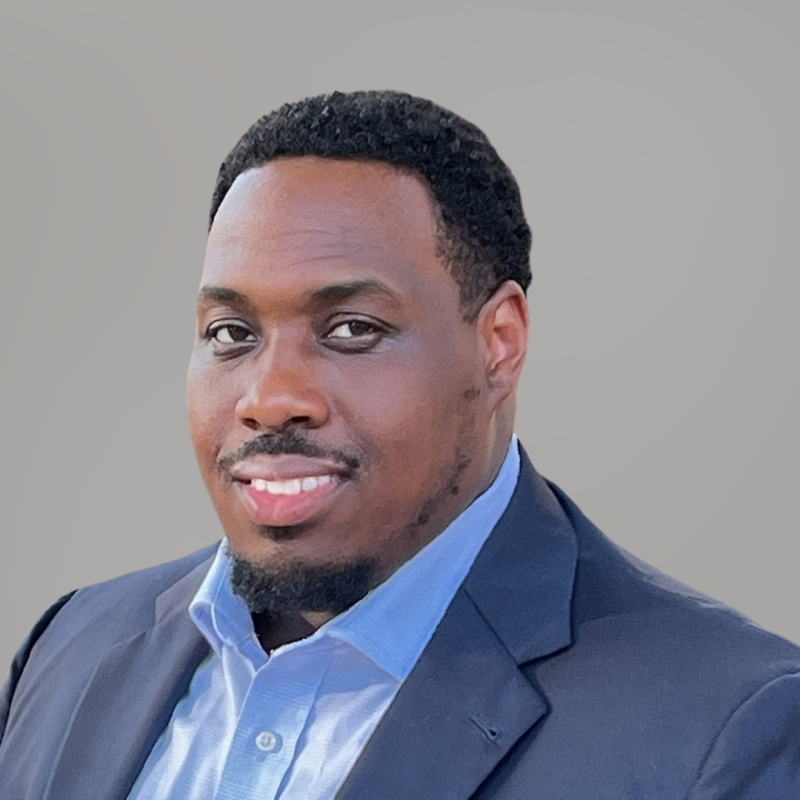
[464,448,578,664]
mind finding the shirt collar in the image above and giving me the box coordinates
[189,541,255,658]
[190,436,521,682]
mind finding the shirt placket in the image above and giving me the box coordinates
[215,641,331,800]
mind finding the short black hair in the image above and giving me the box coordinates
[210,90,532,318]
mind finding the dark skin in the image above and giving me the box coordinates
[187,157,529,652]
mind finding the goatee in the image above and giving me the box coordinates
[228,547,379,616]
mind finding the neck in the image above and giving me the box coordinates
[252,609,336,652]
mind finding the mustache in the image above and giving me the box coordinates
[217,430,361,475]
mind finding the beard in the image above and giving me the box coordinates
[228,547,379,615]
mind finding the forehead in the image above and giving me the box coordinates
[203,157,447,294]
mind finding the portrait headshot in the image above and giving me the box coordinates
[1,2,798,799]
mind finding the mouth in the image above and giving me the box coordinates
[227,455,352,528]
[248,474,340,495]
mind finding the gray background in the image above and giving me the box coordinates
[1,1,797,671]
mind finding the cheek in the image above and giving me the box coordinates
[332,352,476,472]
[186,359,238,468]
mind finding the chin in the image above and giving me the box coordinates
[254,522,317,542]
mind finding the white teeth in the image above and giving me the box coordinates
[250,475,336,495]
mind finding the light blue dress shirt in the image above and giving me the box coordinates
[128,436,520,800]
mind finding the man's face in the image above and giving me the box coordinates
[187,157,512,602]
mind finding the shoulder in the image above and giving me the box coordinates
[0,544,218,741]
[9,542,219,653]
[563,486,800,681]
[540,476,797,648]
[548,476,800,689]
[529,480,800,796]
[50,543,220,633]
[563,520,800,715]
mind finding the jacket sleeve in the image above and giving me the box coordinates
[687,671,800,800]
[0,591,77,745]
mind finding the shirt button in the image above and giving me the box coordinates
[255,730,280,753]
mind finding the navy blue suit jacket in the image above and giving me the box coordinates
[2,451,799,798]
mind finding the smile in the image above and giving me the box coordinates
[225,454,353,528]
[249,474,339,495]
[237,473,345,527]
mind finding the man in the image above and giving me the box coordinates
[1,90,798,799]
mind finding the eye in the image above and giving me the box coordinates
[323,318,390,352]
[326,320,381,340]
[206,321,257,345]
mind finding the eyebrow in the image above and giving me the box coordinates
[307,279,399,305]
[196,285,253,309]
[197,279,399,310]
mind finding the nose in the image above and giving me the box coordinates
[235,335,329,433]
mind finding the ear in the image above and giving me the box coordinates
[476,281,529,404]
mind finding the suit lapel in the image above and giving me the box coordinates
[337,450,579,800]
[463,452,578,664]
[336,589,548,800]
[43,558,213,800]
